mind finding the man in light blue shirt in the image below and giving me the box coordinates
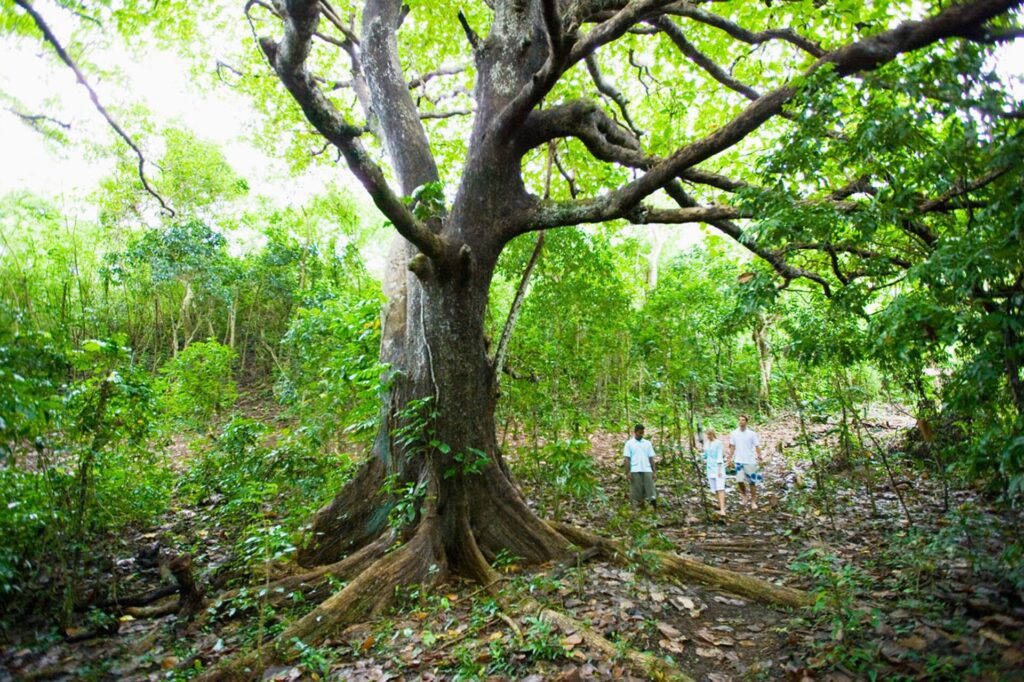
[624,423,657,510]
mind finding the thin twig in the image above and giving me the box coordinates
[6,107,72,130]
[13,0,174,217]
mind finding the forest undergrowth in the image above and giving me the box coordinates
[1,405,1022,682]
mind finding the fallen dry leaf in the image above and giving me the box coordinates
[656,622,683,640]
[979,628,1012,647]
[897,635,928,651]
[561,633,584,649]
[659,638,686,654]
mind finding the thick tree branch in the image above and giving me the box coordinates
[526,0,1023,230]
[13,0,174,216]
[319,0,359,46]
[567,0,677,64]
[662,2,825,57]
[899,218,939,247]
[419,108,474,119]
[959,23,1024,43]
[262,0,443,259]
[493,0,675,143]
[653,16,760,100]
[656,180,835,295]
[824,0,1022,75]
[830,174,875,200]
[779,243,914,270]
[552,143,579,198]
[918,166,1011,212]
[581,1,826,56]
[457,9,480,49]
[637,205,746,223]
[650,16,852,138]
[362,0,443,195]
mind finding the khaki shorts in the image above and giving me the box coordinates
[630,472,656,502]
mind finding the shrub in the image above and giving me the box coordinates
[512,438,601,521]
[160,340,238,428]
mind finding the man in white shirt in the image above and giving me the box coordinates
[623,423,657,510]
[728,415,763,509]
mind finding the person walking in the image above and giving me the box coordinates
[703,428,727,516]
[624,423,657,511]
[728,415,763,509]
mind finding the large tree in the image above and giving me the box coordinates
[7,0,1023,675]
[234,0,1023,643]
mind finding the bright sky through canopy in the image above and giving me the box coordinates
[1,7,1021,211]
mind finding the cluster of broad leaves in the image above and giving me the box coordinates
[735,47,1024,495]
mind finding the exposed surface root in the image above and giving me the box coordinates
[79,584,178,612]
[117,555,207,620]
[548,521,813,610]
[122,601,179,619]
[297,457,389,567]
[169,554,205,619]
[449,497,503,588]
[472,467,573,564]
[524,599,695,682]
[199,524,445,681]
[198,530,396,627]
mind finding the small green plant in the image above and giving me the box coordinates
[404,181,446,220]
[790,547,880,673]
[521,616,563,662]
[450,641,486,680]
[177,417,352,573]
[383,474,428,531]
[492,548,522,572]
[290,637,334,677]
[446,447,490,479]
[606,507,672,571]
[276,291,386,450]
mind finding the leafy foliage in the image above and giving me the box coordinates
[160,339,238,428]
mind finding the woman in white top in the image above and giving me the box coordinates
[703,428,727,516]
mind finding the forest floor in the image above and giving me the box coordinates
[2,409,1023,681]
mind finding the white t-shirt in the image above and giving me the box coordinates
[624,437,655,473]
[730,428,759,464]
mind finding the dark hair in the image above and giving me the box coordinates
[634,423,645,431]
[740,414,749,420]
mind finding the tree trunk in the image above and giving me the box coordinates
[752,313,772,412]
[300,245,571,574]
